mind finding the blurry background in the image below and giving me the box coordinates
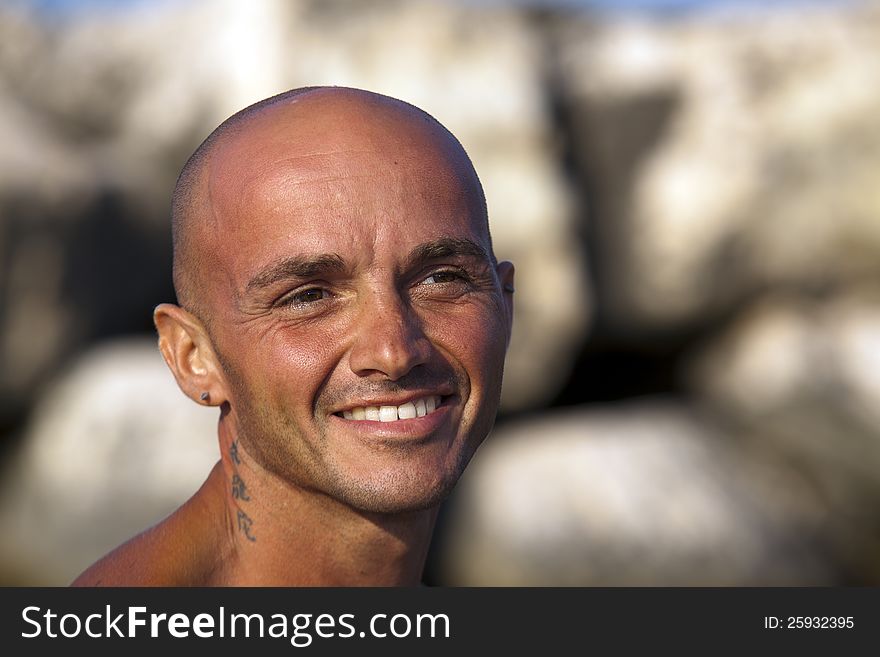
[0,0,878,585]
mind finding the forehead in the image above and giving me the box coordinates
[204,101,487,280]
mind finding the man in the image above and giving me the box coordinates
[72,86,514,586]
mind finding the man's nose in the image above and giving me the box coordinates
[348,293,431,381]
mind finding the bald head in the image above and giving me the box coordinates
[170,87,489,319]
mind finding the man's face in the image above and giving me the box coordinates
[199,98,513,513]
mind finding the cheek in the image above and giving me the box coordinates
[226,320,348,407]
[427,305,509,387]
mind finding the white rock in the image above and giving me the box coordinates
[558,4,880,329]
[690,290,880,434]
[0,339,219,585]
[438,402,837,585]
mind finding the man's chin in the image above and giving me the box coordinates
[330,468,460,516]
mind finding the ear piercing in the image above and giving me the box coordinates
[200,392,209,402]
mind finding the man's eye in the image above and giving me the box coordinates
[421,271,464,285]
[290,287,328,304]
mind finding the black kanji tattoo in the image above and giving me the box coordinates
[236,509,256,542]
[232,474,250,501]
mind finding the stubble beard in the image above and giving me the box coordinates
[228,379,480,516]
[214,339,502,516]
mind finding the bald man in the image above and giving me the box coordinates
[72,87,514,586]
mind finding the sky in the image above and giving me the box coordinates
[22,0,862,18]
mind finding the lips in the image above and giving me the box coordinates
[337,395,442,423]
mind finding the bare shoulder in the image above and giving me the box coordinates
[71,520,184,586]
[71,462,231,587]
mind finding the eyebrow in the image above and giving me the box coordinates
[246,253,346,292]
[405,237,493,269]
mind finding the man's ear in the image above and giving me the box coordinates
[496,260,515,347]
[153,303,228,406]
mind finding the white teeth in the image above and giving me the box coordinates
[341,396,442,422]
[379,406,398,422]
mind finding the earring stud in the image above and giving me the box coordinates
[200,392,209,402]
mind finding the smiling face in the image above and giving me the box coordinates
[187,89,513,513]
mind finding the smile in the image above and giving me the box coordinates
[338,395,443,422]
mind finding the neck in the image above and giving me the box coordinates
[202,417,438,586]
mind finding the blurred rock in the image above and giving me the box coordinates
[0,338,218,585]
[534,5,880,585]
[0,0,588,418]
[555,4,880,333]
[437,402,865,585]
[689,290,880,429]
[685,291,880,581]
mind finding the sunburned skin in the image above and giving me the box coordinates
[72,86,514,587]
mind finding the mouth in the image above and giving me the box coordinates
[334,395,446,423]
